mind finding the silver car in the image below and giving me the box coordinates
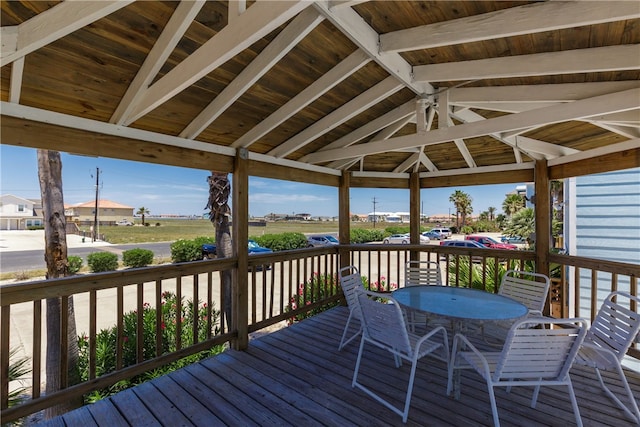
[307,235,339,247]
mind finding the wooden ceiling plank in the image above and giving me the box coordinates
[231,49,370,148]
[448,82,640,104]
[547,139,640,167]
[413,45,640,82]
[587,122,640,139]
[0,1,133,67]
[269,75,403,158]
[392,151,418,173]
[180,8,324,139]
[313,1,432,95]
[304,88,640,162]
[380,1,640,53]
[111,0,206,125]
[125,0,309,124]
[328,0,369,10]
[327,157,361,170]
[9,57,24,103]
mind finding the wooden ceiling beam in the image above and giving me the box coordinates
[124,0,309,124]
[313,1,432,95]
[231,49,370,148]
[380,1,640,53]
[439,91,476,168]
[111,0,206,125]
[549,141,640,179]
[180,8,324,139]
[414,45,640,83]
[0,1,133,67]
[304,88,640,162]
[269,76,403,158]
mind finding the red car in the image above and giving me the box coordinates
[465,235,517,250]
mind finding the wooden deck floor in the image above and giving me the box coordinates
[39,306,640,426]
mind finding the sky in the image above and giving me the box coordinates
[1,145,521,218]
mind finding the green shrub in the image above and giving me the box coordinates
[87,252,119,272]
[170,239,203,262]
[254,232,307,251]
[122,248,154,268]
[68,255,83,274]
[350,228,386,243]
[460,225,474,234]
[384,226,410,235]
[77,292,222,402]
[286,273,340,324]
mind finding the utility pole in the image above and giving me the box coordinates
[372,197,378,228]
[92,167,99,243]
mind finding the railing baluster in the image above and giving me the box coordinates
[116,286,123,370]
[60,296,68,389]
[89,291,96,379]
[156,280,163,356]
[193,274,199,345]
[137,283,144,363]
[1,305,10,410]
[32,300,42,398]
[176,277,182,351]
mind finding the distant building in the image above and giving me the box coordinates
[0,194,43,230]
[65,199,134,226]
[367,211,411,223]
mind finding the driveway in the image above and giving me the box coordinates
[0,230,112,252]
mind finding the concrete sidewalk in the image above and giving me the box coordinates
[0,230,111,252]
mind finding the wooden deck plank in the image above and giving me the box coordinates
[86,398,129,427]
[40,307,640,427]
[108,388,161,426]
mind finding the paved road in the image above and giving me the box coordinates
[1,239,172,273]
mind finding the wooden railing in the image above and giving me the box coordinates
[2,245,638,423]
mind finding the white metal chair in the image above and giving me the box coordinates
[483,270,551,342]
[574,291,640,424]
[448,317,588,427]
[353,289,449,423]
[337,265,365,351]
[498,270,551,317]
[404,260,443,332]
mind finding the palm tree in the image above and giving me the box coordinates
[503,207,535,244]
[136,206,150,226]
[502,193,525,217]
[487,206,496,221]
[449,190,473,229]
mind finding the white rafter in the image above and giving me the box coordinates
[413,45,640,83]
[1,1,133,67]
[231,49,370,148]
[514,136,580,159]
[111,0,205,125]
[439,91,476,168]
[379,1,640,53]
[547,139,640,167]
[303,88,640,163]
[448,82,640,106]
[124,0,309,125]
[180,8,324,139]
[9,57,24,103]
[268,76,404,158]
[313,1,432,95]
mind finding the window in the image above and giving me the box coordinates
[17,204,25,212]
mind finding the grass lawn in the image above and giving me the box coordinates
[86,219,414,244]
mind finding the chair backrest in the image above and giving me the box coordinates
[357,290,412,356]
[587,291,640,361]
[339,265,365,317]
[499,270,550,314]
[494,318,588,382]
[405,260,442,287]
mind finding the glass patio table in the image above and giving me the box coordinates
[392,285,528,399]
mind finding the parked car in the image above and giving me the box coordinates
[422,230,443,240]
[465,235,517,250]
[202,239,273,259]
[383,234,430,244]
[500,235,527,245]
[116,219,133,226]
[430,227,452,239]
[440,240,487,248]
[307,235,339,247]
[383,234,409,244]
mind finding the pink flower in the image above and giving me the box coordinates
[161,322,166,330]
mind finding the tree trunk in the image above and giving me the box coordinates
[37,150,82,418]
[206,172,232,331]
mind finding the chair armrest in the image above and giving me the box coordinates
[451,333,492,378]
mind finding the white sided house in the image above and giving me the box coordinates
[0,194,43,230]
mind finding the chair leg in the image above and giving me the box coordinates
[338,311,361,351]
[488,385,500,427]
[352,336,366,387]
[595,367,640,424]
[566,378,583,427]
[401,356,420,423]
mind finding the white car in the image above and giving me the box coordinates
[116,219,133,226]
[383,234,429,244]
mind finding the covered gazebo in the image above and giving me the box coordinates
[1,1,639,424]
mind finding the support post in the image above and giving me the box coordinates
[410,172,421,261]
[339,171,351,270]
[232,148,249,350]
[534,159,550,277]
